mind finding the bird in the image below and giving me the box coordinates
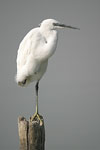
[16,19,79,124]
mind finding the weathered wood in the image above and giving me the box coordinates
[18,115,45,150]
[18,117,28,150]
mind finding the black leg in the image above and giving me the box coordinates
[35,81,39,114]
[35,81,39,97]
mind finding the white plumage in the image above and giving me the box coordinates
[16,19,79,122]
[16,19,79,87]
[16,19,59,86]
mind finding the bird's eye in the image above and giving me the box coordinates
[53,23,59,26]
[53,23,55,26]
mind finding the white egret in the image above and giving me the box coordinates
[16,19,79,123]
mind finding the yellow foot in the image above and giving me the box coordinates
[31,112,43,125]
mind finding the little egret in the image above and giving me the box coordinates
[16,19,79,123]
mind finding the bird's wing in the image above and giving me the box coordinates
[17,28,47,78]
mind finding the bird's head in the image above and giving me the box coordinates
[39,19,80,31]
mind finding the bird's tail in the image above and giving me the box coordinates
[15,72,27,87]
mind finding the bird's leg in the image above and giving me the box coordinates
[31,81,42,125]
[35,81,39,114]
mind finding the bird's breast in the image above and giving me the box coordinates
[45,30,58,57]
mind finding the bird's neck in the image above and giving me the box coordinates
[40,28,58,39]
[39,29,58,60]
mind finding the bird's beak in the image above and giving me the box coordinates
[53,23,80,30]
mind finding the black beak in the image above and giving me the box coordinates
[53,23,80,30]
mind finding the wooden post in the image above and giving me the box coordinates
[18,115,45,150]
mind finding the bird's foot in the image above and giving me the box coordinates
[30,112,43,125]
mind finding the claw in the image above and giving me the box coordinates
[31,112,43,125]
